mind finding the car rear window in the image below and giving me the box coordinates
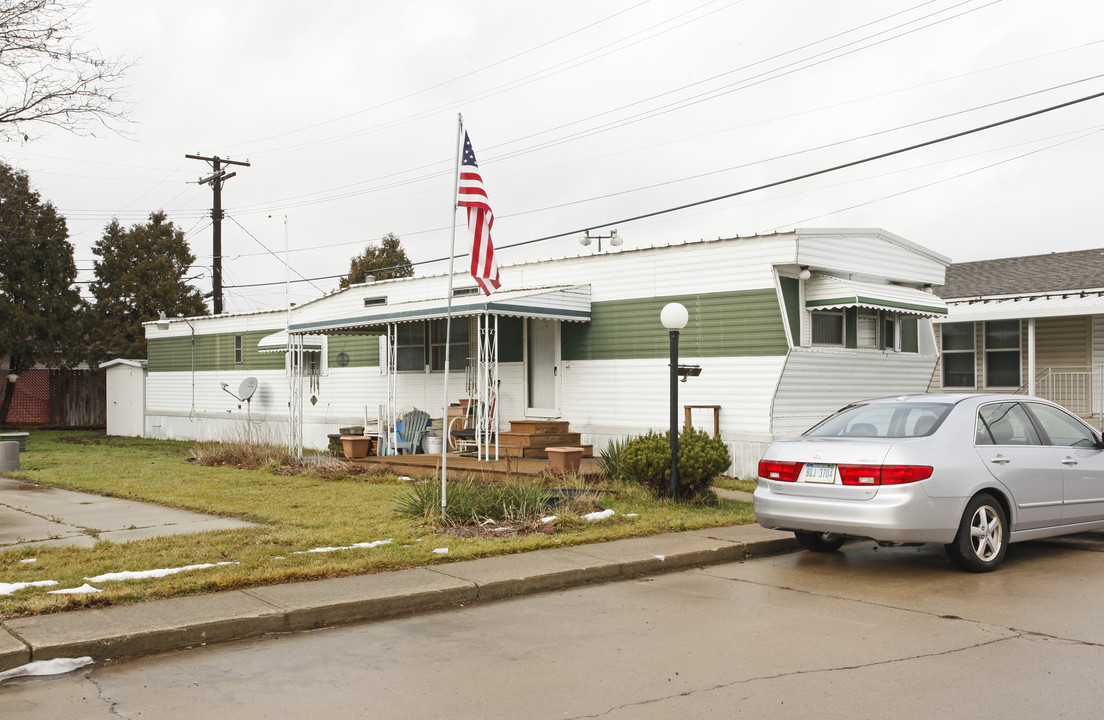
[805,402,951,438]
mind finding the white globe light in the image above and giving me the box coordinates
[660,302,688,330]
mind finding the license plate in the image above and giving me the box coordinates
[801,463,836,483]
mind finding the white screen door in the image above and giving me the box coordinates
[526,318,560,416]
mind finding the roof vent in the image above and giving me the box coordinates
[363,296,387,307]
[453,287,480,297]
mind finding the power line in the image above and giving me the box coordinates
[223,86,1104,291]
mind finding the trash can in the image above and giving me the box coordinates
[0,441,18,472]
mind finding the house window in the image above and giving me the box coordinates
[429,318,470,371]
[291,350,322,377]
[811,311,844,345]
[882,315,897,351]
[234,334,243,364]
[985,320,1020,388]
[941,322,975,388]
[855,311,878,348]
[395,323,426,372]
[395,320,472,372]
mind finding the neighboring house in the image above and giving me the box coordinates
[930,247,1104,423]
[143,228,949,476]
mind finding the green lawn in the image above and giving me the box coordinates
[0,430,754,617]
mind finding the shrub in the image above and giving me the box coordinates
[620,426,730,499]
[597,435,631,480]
[394,478,559,526]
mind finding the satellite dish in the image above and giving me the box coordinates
[238,377,258,401]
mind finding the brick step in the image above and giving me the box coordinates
[497,432,582,448]
[508,420,570,434]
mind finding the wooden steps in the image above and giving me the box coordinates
[481,420,592,458]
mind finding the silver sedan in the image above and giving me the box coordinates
[754,393,1104,572]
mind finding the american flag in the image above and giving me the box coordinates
[457,132,501,295]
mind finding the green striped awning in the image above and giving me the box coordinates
[805,275,947,316]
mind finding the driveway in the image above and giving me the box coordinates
[0,478,256,551]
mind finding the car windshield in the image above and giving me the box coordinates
[804,402,952,438]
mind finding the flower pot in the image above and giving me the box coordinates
[340,435,372,459]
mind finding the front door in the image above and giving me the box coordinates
[526,318,560,417]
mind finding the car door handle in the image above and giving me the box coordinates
[1061,457,1078,466]
[989,455,1011,465]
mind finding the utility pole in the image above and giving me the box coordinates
[185,153,251,315]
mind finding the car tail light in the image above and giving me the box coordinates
[880,465,934,484]
[838,464,933,486]
[759,460,802,482]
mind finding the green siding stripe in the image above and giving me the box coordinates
[779,276,800,347]
[562,289,787,361]
[149,330,289,372]
[328,334,381,368]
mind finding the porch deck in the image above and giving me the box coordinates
[349,451,603,481]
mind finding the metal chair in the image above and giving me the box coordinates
[449,400,495,453]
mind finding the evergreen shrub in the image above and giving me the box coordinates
[620,426,730,498]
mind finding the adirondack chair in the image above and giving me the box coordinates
[391,408,430,454]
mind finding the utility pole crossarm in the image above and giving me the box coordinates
[185,153,251,315]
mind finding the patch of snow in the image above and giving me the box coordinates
[654,555,666,561]
[19,558,36,564]
[624,513,638,517]
[86,561,238,583]
[398,476,413,481]
[432,548,448,554]
[293,539,392,555]
[541,516,557,523]
[0,580,58,596]
[48,584,101,595]
[480,518,497,526]
[0,657,93,684]
[490,527,511,533]
[583,509,616,521]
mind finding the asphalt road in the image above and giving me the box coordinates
[4,536,1104,719]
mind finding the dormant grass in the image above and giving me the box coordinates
[0,430,753,617]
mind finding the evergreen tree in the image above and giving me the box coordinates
[0,161,82,422]
[89,211,207,360]
[339,232,413,288]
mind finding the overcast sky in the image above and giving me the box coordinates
[8,0,1104,314]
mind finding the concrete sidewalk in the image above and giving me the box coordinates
[0,522,797,673]
[0,477,257,551]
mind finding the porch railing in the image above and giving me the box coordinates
[1020,366,1104,427]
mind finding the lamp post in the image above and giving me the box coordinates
[660,302,688,498]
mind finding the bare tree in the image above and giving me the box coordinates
[0,0,129,140]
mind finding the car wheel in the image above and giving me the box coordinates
[944,493,1008,572]
[794,531,846,553]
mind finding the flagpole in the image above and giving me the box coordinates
[441,113,463,516]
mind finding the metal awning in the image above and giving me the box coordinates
[288,284,592,335]
[938,292,1104,323]
[805,275,947,317]
[257,331,325,353]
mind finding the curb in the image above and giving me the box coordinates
[0,527,797,672]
